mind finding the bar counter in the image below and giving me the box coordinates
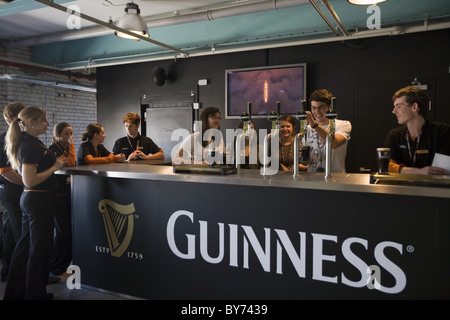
[58,162,450,299]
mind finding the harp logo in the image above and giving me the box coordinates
[98,199,135,257]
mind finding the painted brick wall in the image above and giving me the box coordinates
[0,47,97,147]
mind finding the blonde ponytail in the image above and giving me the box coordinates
[5,106,46,172]
[5,118,23,172]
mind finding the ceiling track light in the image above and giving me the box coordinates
[33,0,188,56]
[115,2,149,40]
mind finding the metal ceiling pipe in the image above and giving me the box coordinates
[59,20,450,70]
[320,0,350,37]
[32,0,189,56]
[3,0,309,48]
[308,0,340,36]
[0,74,96,92]
[0,57,95,79]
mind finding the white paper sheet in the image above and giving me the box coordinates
[432,153,450,174]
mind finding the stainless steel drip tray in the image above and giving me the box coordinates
[370,173,450,188]
[173,164,237,175]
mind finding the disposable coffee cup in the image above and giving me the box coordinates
[376,148,390,174]
[301,145,311,165]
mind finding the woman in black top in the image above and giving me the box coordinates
[48,122,76,276]
[77,123,125,165]
[4,106,65,300]
[0,102,25,282]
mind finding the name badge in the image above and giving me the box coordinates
[416,149,429,154]
[399,145,407,149]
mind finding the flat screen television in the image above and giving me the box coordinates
[225,63,307,119]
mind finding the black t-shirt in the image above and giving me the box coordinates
[19,132,57,191]
[112,134,161,159]
[385,119,450,168]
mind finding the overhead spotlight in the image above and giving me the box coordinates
[347,0,387,4]
[115,2,149,40]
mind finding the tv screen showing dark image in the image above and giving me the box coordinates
[225,63,306,118]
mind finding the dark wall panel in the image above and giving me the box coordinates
[98,29,450,173]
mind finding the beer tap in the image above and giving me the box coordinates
[262,101,280,176]
[324,97,337,179]
[235,102,252,174]
[293,100,308,177]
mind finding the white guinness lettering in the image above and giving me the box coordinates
[166,210,407,294]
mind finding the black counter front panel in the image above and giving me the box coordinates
[72,175,450,299]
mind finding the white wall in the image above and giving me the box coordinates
[0,47,97,147]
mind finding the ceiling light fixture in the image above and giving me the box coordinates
[115,2,149,40]
[347,0,387,5]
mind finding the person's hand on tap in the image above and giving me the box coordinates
[305,111,317,127]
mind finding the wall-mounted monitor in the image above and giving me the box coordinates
[225,63,307,119]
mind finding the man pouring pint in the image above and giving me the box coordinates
[385,86,450,175]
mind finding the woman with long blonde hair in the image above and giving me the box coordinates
[4,106,65,300]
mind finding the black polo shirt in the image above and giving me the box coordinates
[77,141,111,165]
[19,132,57,191]
[112,134,161,159]
[385,119,450,168]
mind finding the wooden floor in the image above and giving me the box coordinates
[0,261,134,300]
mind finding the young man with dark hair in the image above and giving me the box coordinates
[303,89,352,173]
[385,86,450,174]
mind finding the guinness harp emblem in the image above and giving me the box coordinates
[98,199,135,257]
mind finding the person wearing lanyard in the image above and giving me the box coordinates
[77,123,126,165]
[3,106,66,300]
[385,86,450,175]
[112,112,164,161]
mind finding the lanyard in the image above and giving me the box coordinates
[127,135,139,151]
[55,142,68,157]
[405,132,421,167]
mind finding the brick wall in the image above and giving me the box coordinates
[0,47,97,147]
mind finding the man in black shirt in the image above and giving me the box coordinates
[385,86,450,174]
[113,112,164,161]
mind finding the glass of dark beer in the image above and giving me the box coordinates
[376,148,390,174]
[301,145,311,165]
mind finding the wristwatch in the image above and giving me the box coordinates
[312,122,319,129]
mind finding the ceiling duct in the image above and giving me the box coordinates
[5,0,310,48]
[0,74,97,92]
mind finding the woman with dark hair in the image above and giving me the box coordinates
[77,123,125,165]
[48,122,76,276]
[4,106,66,300]
[172,107,225,165]
[278,114,300,172]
